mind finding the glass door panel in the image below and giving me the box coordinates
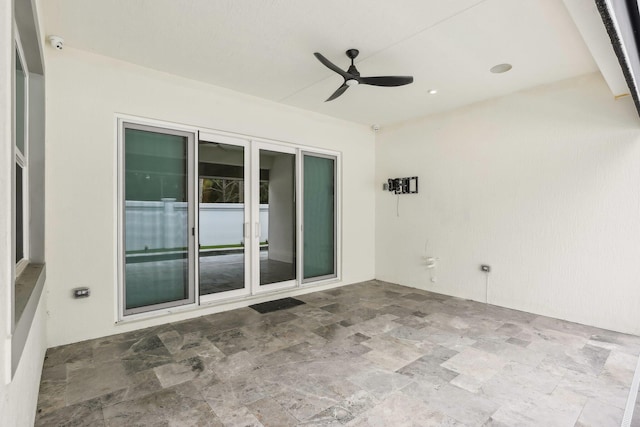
[15,48,26,154]
[15,165,23,264]
[303,154,336,281]
[257,148,297,288]
[123,124,194,314]
[198,139,248,296]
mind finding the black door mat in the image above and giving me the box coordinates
[249,297,305,314]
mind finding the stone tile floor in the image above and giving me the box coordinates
[35,280,640,426]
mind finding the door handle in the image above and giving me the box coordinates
[255,222,261,239]
[244,223,249,238]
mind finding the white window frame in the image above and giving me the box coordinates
[14,27,29,278]
[116,117,198,320]
[9,4,48,382]
[300,151,340,284]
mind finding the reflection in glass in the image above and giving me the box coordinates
[124,128,189,310]
[259,150,296,285]
[198,141,247,295]
[15,49,26,154]
[15,164,23,264]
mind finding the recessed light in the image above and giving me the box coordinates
[428,89,438,95]
[490,63,512,74]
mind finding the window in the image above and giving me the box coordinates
[9,8,47,379]
[14,40,28,275]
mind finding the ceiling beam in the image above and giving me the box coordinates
[562,0,628,97]
[592,0,640,116]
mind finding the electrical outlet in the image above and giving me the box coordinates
[480,265,491,273]
[73,287,90,298]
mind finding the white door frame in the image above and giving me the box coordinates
[118,120,197,317]
[251,141,298,295]
[116,116,342,321]
[300,151,339,284]
[198,132,252,304]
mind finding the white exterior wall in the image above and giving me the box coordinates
[45,48,375,347]
[375,73,640,335]
[0,291,47,426]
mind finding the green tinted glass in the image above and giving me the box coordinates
[124,128,189,309]
[303,155,335,279]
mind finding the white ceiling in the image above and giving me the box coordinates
[41,0,618,126]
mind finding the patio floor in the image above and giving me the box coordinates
[35,280,640,426]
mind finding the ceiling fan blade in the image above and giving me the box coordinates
[314,52,351,79]
[325,83,349,102]
[360,76,414,87]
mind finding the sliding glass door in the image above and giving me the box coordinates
[122,123,195,315]
[253,144,297,293]
[302,153,337,282]
[120,119,340,316]
[198,135,250,299]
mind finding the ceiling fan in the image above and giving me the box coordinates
[314,49,414,102]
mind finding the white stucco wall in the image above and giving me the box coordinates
[375,73,640,335]
[45,47,376,347]
[0,291,47,426]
